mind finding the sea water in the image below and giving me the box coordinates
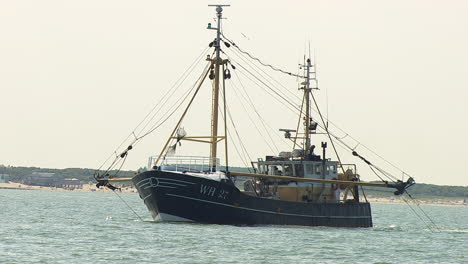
[0,189,466,264]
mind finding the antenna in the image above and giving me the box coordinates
[208,4,231,7]
[208,4,231,18]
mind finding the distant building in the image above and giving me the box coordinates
[62,178,82,189]
[0,174,9,183]
[23,172,62,187]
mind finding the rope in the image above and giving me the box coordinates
[230,67,290,147]
[222,35,412,185]
[309,90,346,174]
[133,46,211,141]
[222,34,304,78]
[111,190,144,222]
[405,192,440,231]
[401,195,435,233]
[95,47,212,175]
[227,46,302,103]
[229,72,278,154]
[225,49,303,112]
[229,59,303,115]
[218,89,252,171]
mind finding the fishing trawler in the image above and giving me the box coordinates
[96,5,414,227]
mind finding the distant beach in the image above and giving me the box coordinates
[1,181,465,207]
[0,182,137,193]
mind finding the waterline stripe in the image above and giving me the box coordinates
[142,193,152,200]
[144,185,176,189]
[166,194,370,219]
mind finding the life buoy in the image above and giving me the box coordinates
[331,177,339,191]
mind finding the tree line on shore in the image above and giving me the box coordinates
[1,165,466,198]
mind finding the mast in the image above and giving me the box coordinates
[208,5,229,168]
[303,58,312,159]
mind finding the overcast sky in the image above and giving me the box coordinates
[1,0,467,186]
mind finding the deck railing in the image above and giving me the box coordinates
[147,156,220,173]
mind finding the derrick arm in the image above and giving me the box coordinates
[229,171,415,195]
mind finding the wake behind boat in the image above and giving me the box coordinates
[96,5,415,227]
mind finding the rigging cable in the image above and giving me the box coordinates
[226,44,303,104]
[111,190,144,222]
[225,49,303,113]
[309,89,346,174]
[218,89,253,171]
[221,34,304,78]
[223,35,412,183]
[293,93,306,150]
[95,46,211,174]
[154,61,213,166]
[224,36,436,231]
[227,47,307,149]
[404,192,440,231]
[230,70,281,153]
[230,66,292,147]
[227,57,303,115]
[219,84,255,168]
[133,47,211,140]
[401,195,436,232]
[135,50,215,141]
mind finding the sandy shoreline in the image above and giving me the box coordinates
[1,182,466,207]
[0,182,137,193]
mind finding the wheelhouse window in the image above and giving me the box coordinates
[315,166,321,175]
[294,164,304,178]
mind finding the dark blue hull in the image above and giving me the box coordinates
[133,170,373,227]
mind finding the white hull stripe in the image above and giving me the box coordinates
[136,177,196,188]
[158,181,187,187]
[166,193,370,219]
[135,179,149,188]
[142,193,152,200]
[159,178,196,185]
[155,213,194,222]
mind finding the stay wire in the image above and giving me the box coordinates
[368,164,389,183]
[230,65,291,147]
[96,46,211,172]
[218,89,252,171]
[228,48,402,183]
[227,46,302,104]
[401,195,435,233]
[225,35,411,180]
[227,49,303,148]
[221,34,304,78]
[99,57,212,176]
[405,192,440,231]
[224,98,254,167]
[229,71,279,153]
[314,124,400,183]
[322,116,412,179]
[136,50,214,140]
[309,89,346,174]
[136,55,214,142]
[133,46,211,139]
[154,61,213,160]
[293,92,306,150]
[111,190,144,222]
[228,57,303,115]
[225,48,302,112]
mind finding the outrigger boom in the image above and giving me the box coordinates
[104,172,414,195]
